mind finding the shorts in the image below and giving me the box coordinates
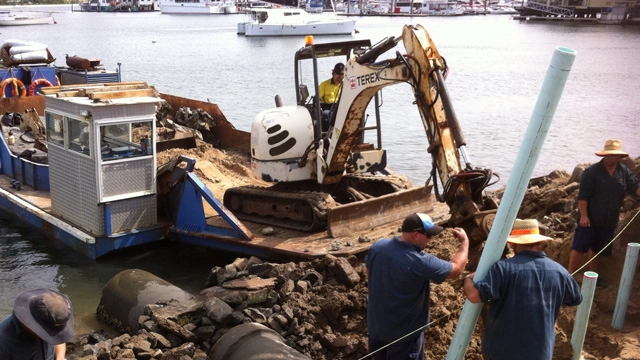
[571,224,616,256]
[369,333,424,360]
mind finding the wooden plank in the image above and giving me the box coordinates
[54,90,83,98]
[39,82,151,96]
[87,89,158,100]
[81,84,152,95]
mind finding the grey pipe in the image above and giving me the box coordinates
[209,322,311,360]
[97,269,193,333]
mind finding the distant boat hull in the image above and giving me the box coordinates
[0,14,52,26]
[238,9,356,36]
[241,21,356,36]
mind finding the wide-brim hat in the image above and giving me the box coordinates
[507,219,553,244]
[401,213,443,236]
[13,289,74,344]
[595,139,628,157]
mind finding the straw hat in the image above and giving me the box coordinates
[507,219,553,244]
[13,289,74,344]
[595,139,628,157]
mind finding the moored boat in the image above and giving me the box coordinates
[237,8,356,36]
[78,0,158,12]
[158,0,238,14]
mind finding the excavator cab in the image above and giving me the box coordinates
[293,39,372,138]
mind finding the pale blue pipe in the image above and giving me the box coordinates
[445,46,577,360]
[612,243,640,329]
[571,271,598,360]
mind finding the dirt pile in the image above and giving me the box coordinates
[67,151,640,360]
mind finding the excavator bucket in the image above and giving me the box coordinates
[327,185,434,238]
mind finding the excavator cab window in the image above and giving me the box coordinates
[298,84,309,105]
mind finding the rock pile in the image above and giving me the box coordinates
[70,254,371,360]
[67,158,640,360]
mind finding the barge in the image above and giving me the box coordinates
[1,27,497,261]
[0,75,448,261]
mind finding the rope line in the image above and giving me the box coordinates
[571,207,640,277]
[357,310,455,360]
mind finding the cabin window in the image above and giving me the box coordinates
[67,117,91,156]
[99,120,154,161]
[45,112,65,148]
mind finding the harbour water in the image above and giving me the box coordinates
[0,5,639,332]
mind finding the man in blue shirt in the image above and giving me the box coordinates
[567,139,640,287]
[463,219,582,360]
[0,289,74,360]
[366,213,469,360]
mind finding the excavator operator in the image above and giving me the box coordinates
[318,62,344,130]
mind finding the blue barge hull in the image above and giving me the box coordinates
[0,175,168,258]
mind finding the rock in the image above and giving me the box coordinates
[261,226,275,235]
[295,280,309,294]
[159,342,196,360]
[150,331,173,349]
[222,277,277,290]
[154,316,198,343]
[333,257,360,288]
[203,297,234,325]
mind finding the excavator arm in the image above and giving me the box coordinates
[321,24,497,237]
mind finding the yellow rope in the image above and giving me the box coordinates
[571,207,640,277]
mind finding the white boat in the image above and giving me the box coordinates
[364,0,389,14]
[237,8,356,37]
[158,0,237,14]
[489,1,518,14]
[0,11,53,26]
[78,0,157,12]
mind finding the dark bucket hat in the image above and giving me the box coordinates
[13,289,74,344]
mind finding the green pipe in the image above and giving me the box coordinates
[445,46,577,360]
[571,271,598,360]
[612,243,640,329]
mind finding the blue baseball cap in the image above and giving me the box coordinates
[401,213,443,236]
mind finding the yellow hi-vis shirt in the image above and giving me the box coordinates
[319,78,341,104]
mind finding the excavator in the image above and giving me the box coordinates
[223,24,498,242]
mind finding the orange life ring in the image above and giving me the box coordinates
[28,78,53,96]
[1,78,26,98]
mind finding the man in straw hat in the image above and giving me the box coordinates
[366,213,469,360]
[0,289,74,360]
[463,219,582,360]
[567,139,640,287]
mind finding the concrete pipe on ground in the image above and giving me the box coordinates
[209,322,311,360]
[98,268,193,333]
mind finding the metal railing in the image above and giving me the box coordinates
[523,1,574,16]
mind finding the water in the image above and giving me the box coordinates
[1,5,639,331]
